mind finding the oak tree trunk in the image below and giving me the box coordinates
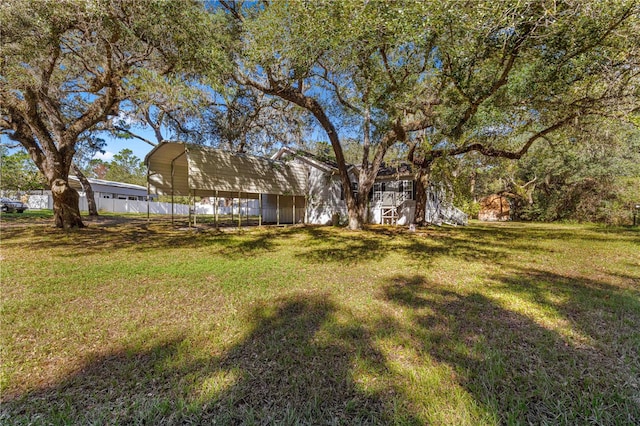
[346,196,370,230]
[72,163,98,216]
[413,166,431,226]
[51,178,85,228]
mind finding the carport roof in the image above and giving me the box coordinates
[145,142,308,197]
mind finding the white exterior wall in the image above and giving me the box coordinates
[305,167,347,225]
[396,200,416,225]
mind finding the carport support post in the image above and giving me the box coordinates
[169,150,186,226]
[277,194,280,225]
[214,190,219,229]
[146,178,150,225]
[258,193,262,226]
[188,192,191,228]
[192,190,197,227]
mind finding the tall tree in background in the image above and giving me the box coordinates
[0,146,47,193]
[88,148,146,186]
[0,0,228,228]
[72,132,108,216]
[99,73,214,147]
[507,120,640,223]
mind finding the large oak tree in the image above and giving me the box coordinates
[219,0,639,229]
[0,0,226,227]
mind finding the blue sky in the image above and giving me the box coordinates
[1,128,156,165]
[95,130,156,163]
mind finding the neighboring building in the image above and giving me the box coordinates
[145,142,467,226]
[68,176,155,201]
[478,194,511,221]
[24,177,159,212]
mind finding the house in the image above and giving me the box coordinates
[270,148,419,225]
[145,142,467,226]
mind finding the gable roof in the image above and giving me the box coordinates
[272,147,414,179]
[271,147,339,173]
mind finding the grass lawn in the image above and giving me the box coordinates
[1,215,638,425]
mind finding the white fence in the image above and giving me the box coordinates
[26,194,190,215]
[25,194,304,222]
[80,197,190,215]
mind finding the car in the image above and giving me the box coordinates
[1,197,28,213]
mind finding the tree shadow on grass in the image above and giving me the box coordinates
[294,225,548,266]
[1,294,418,425]
[0,219,294,259]
[2,219,555,266]
[295,229,387,264]
[380,273,640,424]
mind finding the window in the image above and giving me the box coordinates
[373,182,385,202]
[340,181,359,201]
[399,180,413,202]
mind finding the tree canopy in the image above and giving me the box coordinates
[0,146,47,193]
[1,0,638,228]
[218,0,640,228]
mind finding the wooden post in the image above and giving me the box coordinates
[259,193,262,226]
[276,194,280,226]
[304,195,307,224]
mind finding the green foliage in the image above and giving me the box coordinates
[87,149,146,186]
[0,146,47,192]
[453,118,640,224]
[222,0,639,227]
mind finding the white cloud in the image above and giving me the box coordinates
[115,110,138,126]
[93,151,114,161]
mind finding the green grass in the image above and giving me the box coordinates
[1,217,639,425]
[0,209,54,221]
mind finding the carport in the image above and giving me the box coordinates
[144,142,308,226]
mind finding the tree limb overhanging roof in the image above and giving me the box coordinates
[145,142,307,197]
